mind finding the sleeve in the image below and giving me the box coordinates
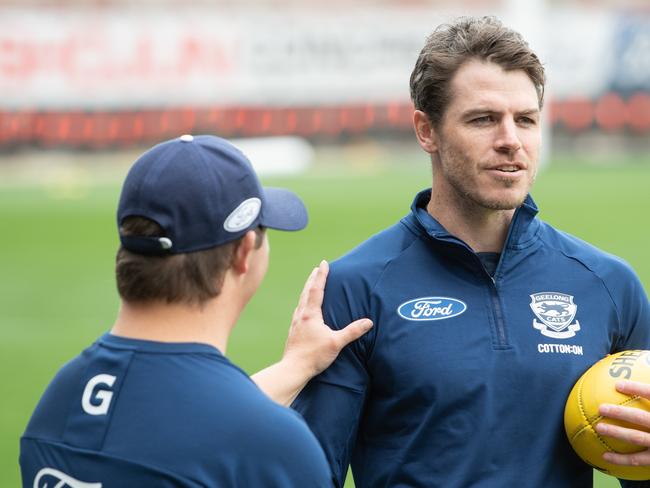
[291,261,377,488]
[613,267,650,487]
[236,407,334,488]
[610,263,650,352]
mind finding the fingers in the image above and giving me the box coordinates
[597,420,650,448]
[602,448,650,467]
[333,318,374,349]
[297,266,320,313]
[599,403,650,430]
[596,387,650,466]
[306,261,329,310]
[615,380,650,399]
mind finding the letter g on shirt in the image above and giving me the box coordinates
[82,374,117,415]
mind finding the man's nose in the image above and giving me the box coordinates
[494,119,522,154]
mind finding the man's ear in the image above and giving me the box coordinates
[413,110,439,154]
[231,230,257,275]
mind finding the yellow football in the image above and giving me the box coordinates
[564,350,650,480]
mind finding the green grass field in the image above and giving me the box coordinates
[1,156,648,487]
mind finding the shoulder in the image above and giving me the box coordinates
[155,359,322,457]
[249,402,325,450]
[23,344,101,440]
[537,222,647,319]
[224,402,331,485]
[121,352,329,482]
[538,221,639,282]
[327,218,420,297]
[24,347,331,487]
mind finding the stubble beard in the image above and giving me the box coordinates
[438,144,534,212]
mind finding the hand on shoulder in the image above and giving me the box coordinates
[251,261,372,405]
[284,260,373,378]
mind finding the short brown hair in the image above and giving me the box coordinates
[116,217,264,306]
[410,16,546,126]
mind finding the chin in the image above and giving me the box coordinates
[477,192,528,211]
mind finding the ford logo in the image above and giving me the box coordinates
[397,297,467,321]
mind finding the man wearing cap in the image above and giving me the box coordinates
[20,135,372,487]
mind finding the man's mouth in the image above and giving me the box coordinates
[487,162,527,173]
[495,165,520,173]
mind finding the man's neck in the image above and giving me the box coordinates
[427,190,515,253]
[111,295,240,354]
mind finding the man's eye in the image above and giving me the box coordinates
[518,117,537,126]
[471,116,493,124]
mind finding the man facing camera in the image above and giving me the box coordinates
[292,16,650,488]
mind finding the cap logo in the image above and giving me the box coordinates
[224,197,261,232]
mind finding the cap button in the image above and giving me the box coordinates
[158,237,173,250]
[180,134,194,142]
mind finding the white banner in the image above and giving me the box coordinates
[0,6,634,110]
[0,7,439,109]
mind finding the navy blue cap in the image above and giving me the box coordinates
[117,134,308,254]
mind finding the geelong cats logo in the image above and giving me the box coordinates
[530,292,580,339]
[34,468,102,488]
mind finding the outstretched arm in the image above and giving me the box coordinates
[252,261,373,406]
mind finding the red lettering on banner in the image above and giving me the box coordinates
[319,107,339,136]
[628,92,650,132]
[0,95,648,150]
[548,99,562,126]
[387,103,401,125]
[0,31,237,90]
[127,38,153,78]
[595,92,626,132]
[286,110,297,133]
[0,39,37,78]
[177,36,234,73]
[132,114,144,140]
[261,111,272,133]
[560,98,594,131]
[58,116,71,141]
[82,115,93,141]
[312,111,322,132]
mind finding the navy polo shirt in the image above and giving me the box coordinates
[21,333,331,487]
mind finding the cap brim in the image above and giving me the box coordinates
[260,187,308,231]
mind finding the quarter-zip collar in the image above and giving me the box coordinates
[406,188,541,251]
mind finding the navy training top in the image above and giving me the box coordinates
[293,189,650,488]
[21,333,331,488]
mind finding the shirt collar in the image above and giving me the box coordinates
[409,188,540,249]
[98,332,225,356]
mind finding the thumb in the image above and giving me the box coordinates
[333,319,373,349]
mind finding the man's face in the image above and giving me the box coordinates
[431,59,541,211]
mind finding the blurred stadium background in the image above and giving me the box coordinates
[1,0,648,486]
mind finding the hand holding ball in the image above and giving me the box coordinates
[564,350,650,480]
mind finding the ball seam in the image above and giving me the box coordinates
[575,383,645,453]
[574,375,616,453]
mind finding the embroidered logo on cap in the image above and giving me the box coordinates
[224,197,261,232]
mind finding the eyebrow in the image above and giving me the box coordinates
[462,108,540,118]
[516,109,541,117]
